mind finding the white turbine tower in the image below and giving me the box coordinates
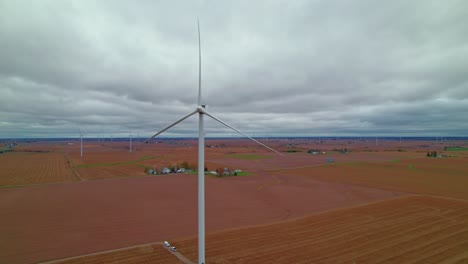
[79,129,84,158]
[146,19,281,264]
[136,131,140,151]
[129,131,133,153]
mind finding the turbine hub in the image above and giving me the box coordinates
[197,105,207,113]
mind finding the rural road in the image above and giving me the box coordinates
[40,241,195,264]
[162,243,195,264]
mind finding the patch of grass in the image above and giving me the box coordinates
[209,171,252,178]
[227,154,271,160]
[234,171,251,176]
[335,161,365,167]
[445,147,468,151]
[139,155,156,160]
[0,184,22,188]
[408,164,415,170]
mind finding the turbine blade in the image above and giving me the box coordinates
[146,110,198,142]
[202,109,283,155]
[197,18,202,106]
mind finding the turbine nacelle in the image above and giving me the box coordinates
[197,105,206,113]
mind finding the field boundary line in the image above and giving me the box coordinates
[72,169,84,181]
[38,242,162,263]
[414,194,468,203]
[63,153,84,181]
[38,241,193,264]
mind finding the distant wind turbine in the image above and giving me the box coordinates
[79,129,84,157]
[136,131,140,151]
[146,19,281,264]
[129,131,133,153]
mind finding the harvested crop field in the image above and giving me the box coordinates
[0,151,77,186]
[45,195,468,263]
[285,156,468,200]
[3,138,464,185]
[171,195,468,263]
[2,139,468,263]
[0,172,403,263]
[74,164,148,180]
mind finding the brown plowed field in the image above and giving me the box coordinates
[171,195,468,263]
[5,138,466,186]
[46,195,468,264]
[75,164,148,180]
[286,156,468,200]
[0,172,403,263]
[0,152,77,186]
[2,139,468,263]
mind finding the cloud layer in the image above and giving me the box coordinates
[1,0,467,138]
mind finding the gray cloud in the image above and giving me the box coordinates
[1,0,467,138]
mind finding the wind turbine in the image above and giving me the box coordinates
[129,131,133,153]
[79,129,84,158]
[136,131,140,151]
[146,19,281,264]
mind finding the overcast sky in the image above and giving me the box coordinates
[1,0,467,138]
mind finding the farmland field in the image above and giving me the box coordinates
[172,195,468,263]
[1,138,468,263]
[0,151,77,186]
[0,165,404,263]
[46,195,468,264]
[285,156,468,200]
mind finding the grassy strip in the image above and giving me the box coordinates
[186,170,251,177]
[0,184,26,188]
[0,151,32,155]
[445,147,468,151]
[235,171,251,176]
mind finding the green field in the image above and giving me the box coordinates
[445,147,468,151]
[234,171,250,176]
